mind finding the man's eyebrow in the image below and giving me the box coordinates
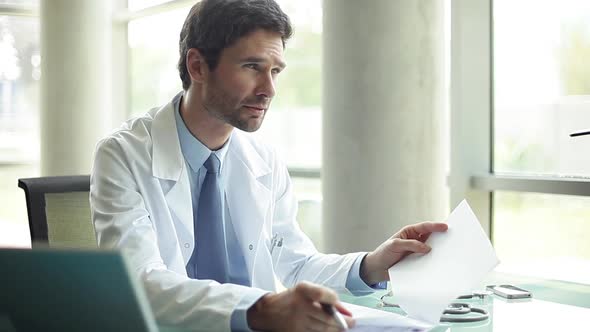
[240,56,286,69]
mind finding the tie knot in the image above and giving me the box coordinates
[203,153,221,174]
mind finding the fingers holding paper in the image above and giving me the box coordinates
[396,221,448,243]
[360,222,448,285]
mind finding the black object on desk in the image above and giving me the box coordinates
[570,129,590,137]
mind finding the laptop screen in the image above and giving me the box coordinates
[0,248,158,332]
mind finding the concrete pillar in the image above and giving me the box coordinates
[40,0,113,175]
[322,0,447,253]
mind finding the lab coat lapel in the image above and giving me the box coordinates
[162,168,193,264]
[225,133,272,280]
[151,97,194,263]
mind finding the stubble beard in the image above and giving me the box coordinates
[203,85,268,133]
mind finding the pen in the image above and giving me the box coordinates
[321,303,348,330]
[270,233,278,254]
[271,238,283,266]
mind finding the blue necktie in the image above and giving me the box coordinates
[187,153,228,283]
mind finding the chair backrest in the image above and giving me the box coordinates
[18,175,96,248]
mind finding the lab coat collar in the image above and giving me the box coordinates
[173,93,232,175]
[151,92,185,181]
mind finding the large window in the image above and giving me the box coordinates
[452,0,590,284]
[492,0,590,283]
[0,10,40,248]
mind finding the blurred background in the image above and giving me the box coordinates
[1,0,590,285]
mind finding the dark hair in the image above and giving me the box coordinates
[178,0,293,90]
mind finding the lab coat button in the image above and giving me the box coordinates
[184,243,190,248]
[249,244,253,250]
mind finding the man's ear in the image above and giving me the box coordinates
[186,48,209,84]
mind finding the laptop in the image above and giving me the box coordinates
[0,248,159,332]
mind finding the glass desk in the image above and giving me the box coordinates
[339,272,590,331]
[158,272,590,331]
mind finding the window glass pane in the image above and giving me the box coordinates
[252,0,322,169]
[0,15,39,248]
[128,7,188,116]
[494,0,590,176]
[493,191,590,284]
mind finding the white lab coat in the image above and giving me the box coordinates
[90,97,365,331]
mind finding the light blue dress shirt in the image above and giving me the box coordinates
[172,93,385,331]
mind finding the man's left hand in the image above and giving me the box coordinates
[360,222,448,285]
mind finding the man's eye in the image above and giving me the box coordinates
[271,68,282,75]
[245,64,258,70]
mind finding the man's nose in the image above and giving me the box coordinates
[256,72,276,99]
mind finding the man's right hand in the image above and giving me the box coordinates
[247,281,355,331]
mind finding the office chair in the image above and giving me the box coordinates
[18,175,96,248]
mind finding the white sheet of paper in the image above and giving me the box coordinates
[388,200,499,324]
[342,302,432,332]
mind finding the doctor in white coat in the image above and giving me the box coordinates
[90,1,448,331]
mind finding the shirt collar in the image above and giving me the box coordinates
[173,92,232,174]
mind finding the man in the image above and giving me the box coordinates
[90,0,447,331]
